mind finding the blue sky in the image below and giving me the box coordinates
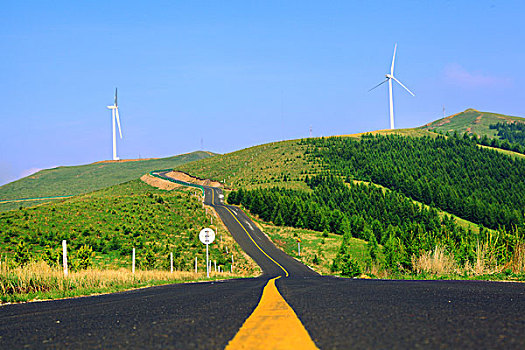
[1,1,524,186]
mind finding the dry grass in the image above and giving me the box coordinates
[412,246,458,276]
[468,241,500,275]
[0,261,244,303]
[506,243,525,274]
[411,243,512,277]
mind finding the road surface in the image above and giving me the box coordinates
[1,173,524,349]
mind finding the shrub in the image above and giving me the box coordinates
[139,248,156,270]
[41,245,60,267]
[14,241,31,266]
[341,255,362,277]
[73,245,94,270]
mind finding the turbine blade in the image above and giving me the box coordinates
[115,108,123,138]
[391,43,397,75]
[391,76,415,96]
[368,79,388,92]
[115,88,118,107]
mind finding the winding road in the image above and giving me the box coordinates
[1,173,524,349]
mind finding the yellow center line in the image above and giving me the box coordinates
[224,206,289,277]
[226,277,318,350]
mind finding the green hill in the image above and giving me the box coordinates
[0,179,257,274]
[421,108,525,139]
[178,129,525,276]
[0,151,214,211]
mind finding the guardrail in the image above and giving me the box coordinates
[149,169,205,195]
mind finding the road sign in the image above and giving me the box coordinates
[199,228,215,245]
[199,228,215,278]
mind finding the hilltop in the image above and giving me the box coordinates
[421,108,525,139]
[0,151,214,211]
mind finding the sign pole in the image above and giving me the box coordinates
[199,228,216,279]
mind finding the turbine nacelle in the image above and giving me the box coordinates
[385,74,393,79]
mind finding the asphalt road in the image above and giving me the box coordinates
[1,175,524,349]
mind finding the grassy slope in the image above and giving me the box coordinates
[179,140,320,191]
[0,179,258,275]
[0,151,214,212]
[421,108,525,138]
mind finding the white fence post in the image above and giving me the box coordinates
[132,248,136,274]
[195,257,197,273]
[62,240,68,277]
[170,252,173,273]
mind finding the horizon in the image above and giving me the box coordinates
[3,1,525,185]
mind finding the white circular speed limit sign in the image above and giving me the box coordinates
[199,228,216,245]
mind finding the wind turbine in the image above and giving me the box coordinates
[369,44,415,129]
[107,88,122,161]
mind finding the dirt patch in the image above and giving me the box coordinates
[166,171,222,188]
[140,174,181,190]
[435,119,452,127]
[474,115,482,124]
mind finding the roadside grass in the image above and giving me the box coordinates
[0,151,214,211]
[234,207,369,275]
[263,225,369,275]
[0,261,250,303]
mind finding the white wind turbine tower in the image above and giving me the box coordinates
[369,44,415,129]
[107,88,123,161]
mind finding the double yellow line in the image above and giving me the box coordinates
[223,206,289,277]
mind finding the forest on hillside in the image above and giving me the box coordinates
[303,134,525,231]
[489,122,525,149]
[228,175,521,273]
